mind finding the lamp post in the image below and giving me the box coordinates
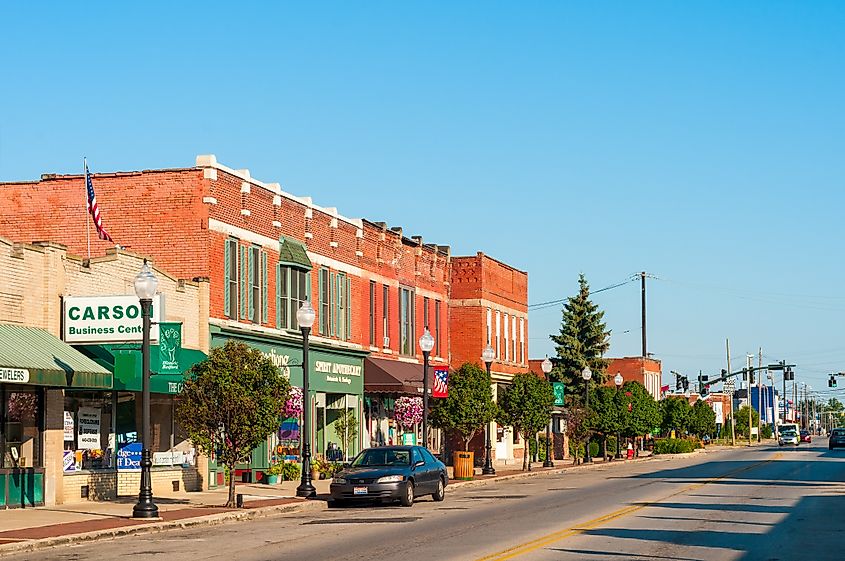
[582,366,592,463]
[419,328,435,449]
[482,345,496,475]
[541,357,554,468]
[133,260,159,519]
[614,372,624,459]
[296,301,316,498]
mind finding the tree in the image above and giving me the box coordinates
[333,409,358,461]
[689,400,717,438]
[177,341,290,507]
[619,381,660,448]
[497,373,555,471]
[429,362,497,452]
[660,396,693,435]
[590,386,624,459]
[563,404,592,465]
[549,274,611,405]
[728,405,759,438]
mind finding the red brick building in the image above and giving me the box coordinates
[0,155,529,470]
[605,357,663,400]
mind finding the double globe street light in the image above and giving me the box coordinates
[296,301,317,498]
[133,260,159,519]
[482,345,496,475]
[541,357,554,468]
[582,365,593,464]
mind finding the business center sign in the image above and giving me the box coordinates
[63,294,164,344]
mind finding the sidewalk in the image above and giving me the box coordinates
[0,453,658,554]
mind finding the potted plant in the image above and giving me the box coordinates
[281,462,301,482]
[311,455,324,480]
[266,462,283,485]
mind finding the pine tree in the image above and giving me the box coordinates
[549,274,611,403]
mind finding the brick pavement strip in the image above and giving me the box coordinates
[0,452,692,555]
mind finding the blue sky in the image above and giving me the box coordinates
[2,2,844,396]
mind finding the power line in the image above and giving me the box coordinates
[528,274,639,311]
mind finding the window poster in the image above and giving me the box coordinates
[77,407,101,450]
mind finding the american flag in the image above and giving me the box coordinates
[432,367,449,398]
[85,164,113,242]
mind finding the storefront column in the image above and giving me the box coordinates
[44,389,65,506]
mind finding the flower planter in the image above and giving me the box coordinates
[266,474,280,485]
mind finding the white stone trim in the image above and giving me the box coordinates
[355,250,363,257]
[356,229,363,238]
[329,241,338,248]
[240,182,251,194]
[307,251,363,276]
[209,219,277,249]
[203,168,217,180]
[202,197,217,205]
[272,220,282,228]
[304,232,313,239]
[330,218,338,229]
[208,317,365,352]
[240,209,251,217]
[272,195,282,207]
[304,208,313,219]
[452,297,526,316]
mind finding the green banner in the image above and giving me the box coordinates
[157,323,182,375]
[553,382,565,406]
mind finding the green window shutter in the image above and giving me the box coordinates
[346,276,352,341]
[318,270,325,335]
[224,241,231,318]
[330,272,336,337]
[248,249,255,321]
[261,251,268,324]
[239,246,247,319]
[306,271,312,304]
[276,264,282,328]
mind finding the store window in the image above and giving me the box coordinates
[115,393,196,466]
[64,391,114,470]
[2,388,43,469]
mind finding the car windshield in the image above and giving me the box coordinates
[781,431,797,437]
[351,449,411,467]
[832,430,845,437]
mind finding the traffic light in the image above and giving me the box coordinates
[682,377,689,392]
[830,375,837,388]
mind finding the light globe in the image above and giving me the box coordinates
[296,300,316,329]
[419,329,435,353]
[134,260,158,300]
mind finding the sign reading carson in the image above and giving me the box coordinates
[63,294,164,344]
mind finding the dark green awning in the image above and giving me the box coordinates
[278,236,311,269]
[0,324,112,388]
[76,345,206,395]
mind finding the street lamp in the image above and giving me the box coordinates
[614,372,624,459]
[482,345,496,475]
[133,259,159,519]
[419,328,435,449]
[296,300,316,498]
[582,366,592,463]
[541,357,554,468]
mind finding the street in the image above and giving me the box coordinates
[7,441,844,561]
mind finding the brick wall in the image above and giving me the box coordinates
[62,467,202,503]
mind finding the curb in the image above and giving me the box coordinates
[0,453,664,555]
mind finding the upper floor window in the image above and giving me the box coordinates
[382,284,389,348]
[277,265,309,330]
[434,300,441,356]
[336,272,350,341]
[319,268,330,335]
[247,246,265,324]
[399,286,415,356]
[224,238,239,319]
[369,281,376,347]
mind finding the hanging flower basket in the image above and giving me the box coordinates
[283,386,303,419]
[394,396,423,428]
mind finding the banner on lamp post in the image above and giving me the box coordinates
[157,322,182,374]
[552,382,565,406]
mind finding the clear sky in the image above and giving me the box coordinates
[2,2,844,397]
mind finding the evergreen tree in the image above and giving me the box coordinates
[549,274,611,404]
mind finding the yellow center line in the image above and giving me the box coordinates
[473,451,782,561]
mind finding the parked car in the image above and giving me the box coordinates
[800,430,812,443]
[329,445,448,507]
[778,430,799,446]
[829,428,845,450]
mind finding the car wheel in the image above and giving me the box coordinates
[433,478,445,502]
[400,481,415,507]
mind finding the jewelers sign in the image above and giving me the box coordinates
[63,294,164,344]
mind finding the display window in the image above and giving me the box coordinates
[63,391,114,471]
[2,387,44,468]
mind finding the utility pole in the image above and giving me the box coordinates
[747,354,754,446]
[726,339,735,446]
[641,271,647,357]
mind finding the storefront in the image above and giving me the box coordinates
[66,341,207,501]
[210,325,366,483]
[0,324,112,508]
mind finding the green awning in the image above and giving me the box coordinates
[278,236,311,269]
[0,324,112,388]
[76,345,206,395]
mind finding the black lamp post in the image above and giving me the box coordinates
[582,366,593,463]
[482,344,496,475]
[419,328,434,449]
[133,259,159,519]
[614,372,624,459]
[541,357,554,468]
[296,301,317,498]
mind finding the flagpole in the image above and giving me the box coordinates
[84,157,91,261]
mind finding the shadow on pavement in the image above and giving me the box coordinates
[548,547,700,560]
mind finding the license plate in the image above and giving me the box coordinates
[354,486,368,495]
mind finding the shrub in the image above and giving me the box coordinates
[653,438,696,455]
[281,462,301,481]
[762,424,773,439]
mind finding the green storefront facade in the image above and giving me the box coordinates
[210,325,367,483]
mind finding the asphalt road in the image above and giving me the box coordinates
[10,441,845,561]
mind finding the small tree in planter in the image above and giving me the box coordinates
[430,363,497,458]
[333,409,358,461]
[177,341,290,507]
[498,373,555,471]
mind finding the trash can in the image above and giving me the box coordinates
[453,451,474,480]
